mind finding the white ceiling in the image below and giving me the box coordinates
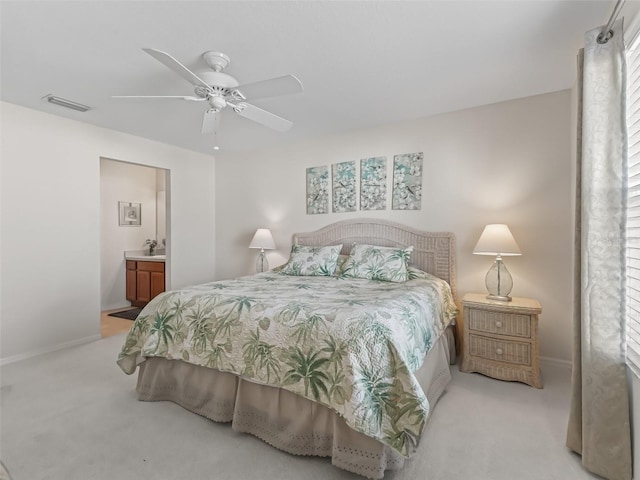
[0,1,631,155]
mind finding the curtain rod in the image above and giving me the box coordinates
[598,0,626,44]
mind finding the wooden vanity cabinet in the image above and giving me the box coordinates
[126,260,165,307]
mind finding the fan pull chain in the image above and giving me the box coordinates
[213,110,220,151]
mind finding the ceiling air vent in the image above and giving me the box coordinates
[41,94,91,112]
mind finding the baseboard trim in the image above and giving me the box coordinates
[540,356,572,370]
[0,334,102,366]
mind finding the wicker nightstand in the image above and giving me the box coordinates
[460,293,542,388]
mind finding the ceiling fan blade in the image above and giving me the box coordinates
[112,95,205,101]
[233,102,293,132]
[142,48,211,89]
[234,75,303,100]
[201,109,220,134]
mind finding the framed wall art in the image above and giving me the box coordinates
[392,152,423,210]
[119,201,141,226]
[306,166,329,214]
[360,156,387,210]
[332,161,356,212]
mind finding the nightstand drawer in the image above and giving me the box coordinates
[468,309,531,338]
[469,334,531,365]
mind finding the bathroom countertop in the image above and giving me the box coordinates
[124,250,166,262]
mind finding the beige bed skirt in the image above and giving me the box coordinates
[135,329,454,479]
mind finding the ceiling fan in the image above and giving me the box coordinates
[114,48,303,149]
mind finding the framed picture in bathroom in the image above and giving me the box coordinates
[119,201,141,226]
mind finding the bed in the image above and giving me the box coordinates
[117,218,458,478]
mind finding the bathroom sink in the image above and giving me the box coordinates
[124,251,166,261]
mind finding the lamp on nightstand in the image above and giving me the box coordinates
[473,224,522,302]
[249,228,276,273]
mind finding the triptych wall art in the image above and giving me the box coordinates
[332,161,357,212]
[306,166,329,214]
[392,152,423,210]
[360,157,387,211]
[306,152,423,214]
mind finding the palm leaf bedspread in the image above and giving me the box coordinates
[117,269,458,457]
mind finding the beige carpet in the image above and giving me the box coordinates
[0,333,597,480]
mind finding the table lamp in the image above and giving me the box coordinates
[249,228,276,273]
[473,224,522,301]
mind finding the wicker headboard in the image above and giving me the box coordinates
[293,218,457,299]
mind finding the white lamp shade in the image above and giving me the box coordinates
[249,228,276,250]
[473,224,522,256]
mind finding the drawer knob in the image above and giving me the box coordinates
[495,321,502,328]
[496,348,504,355]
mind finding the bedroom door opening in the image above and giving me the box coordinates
[99,157,171,337]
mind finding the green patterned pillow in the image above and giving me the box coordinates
[334,254,349,276]
[281,244,343,276]
[341,244,413,282]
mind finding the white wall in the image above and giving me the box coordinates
[156,169,167,246]
[0,101,215,363]
[215,90,572,362]
[100,159,158,311]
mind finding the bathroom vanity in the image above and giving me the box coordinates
[124,252,165,308]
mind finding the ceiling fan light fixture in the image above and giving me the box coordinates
[210,96,227,110]
[42,94,91,112]
[120,48,302,141]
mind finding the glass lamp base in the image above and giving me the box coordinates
[486,294,512,302]
[485,256,513,302]
[256,250,269,273]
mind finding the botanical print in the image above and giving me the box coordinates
[393,152,423,210]
[280,244,343,276]
[332,161,357,212]
[341,244,413,283]
[118,269,458,457]
[360,156,387,210]
[306,166,329,214]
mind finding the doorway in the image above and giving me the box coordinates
[99,158,170,337]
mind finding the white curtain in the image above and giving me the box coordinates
[566,19,632,480]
